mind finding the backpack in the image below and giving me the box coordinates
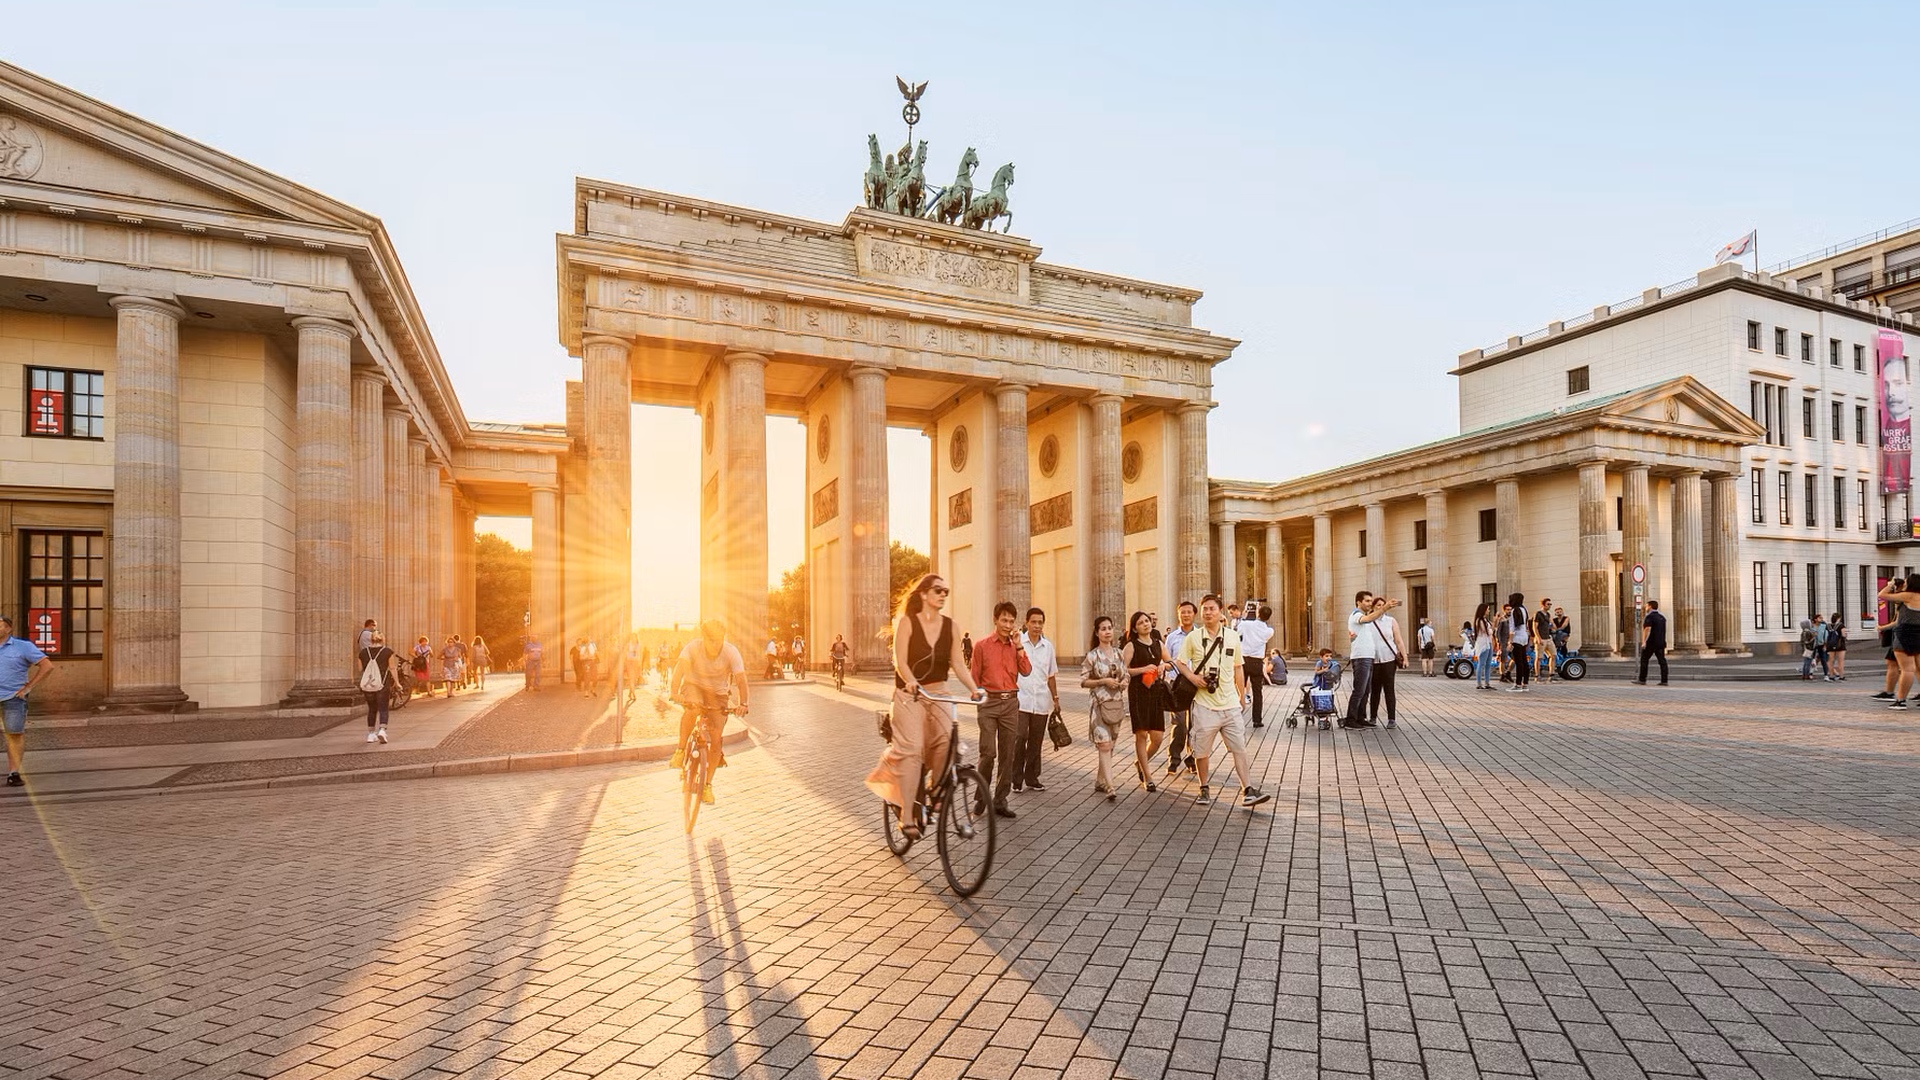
[357,649,385,693]
[1813,624,1830,646]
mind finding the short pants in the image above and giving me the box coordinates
[1,697,26,735]
[1189,703,1247,760]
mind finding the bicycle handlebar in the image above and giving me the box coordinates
[913,688,985,706]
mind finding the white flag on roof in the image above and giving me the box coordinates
[1715,230,1756,265]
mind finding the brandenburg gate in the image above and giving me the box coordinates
[555,146,1239,668]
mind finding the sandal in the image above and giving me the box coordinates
[900,822,922,841]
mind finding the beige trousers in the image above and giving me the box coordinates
[866,683,955,821]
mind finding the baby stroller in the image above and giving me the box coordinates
[1285,660,1343,730]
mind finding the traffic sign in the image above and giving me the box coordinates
[1630,563,1646,585]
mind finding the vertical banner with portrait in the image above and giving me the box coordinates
[1877,330,1911,498]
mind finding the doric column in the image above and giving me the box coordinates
[1264,521,1284,636]
[1312,512,1333,650]
[102,295,191,711]
[1709,473,1744,651]
[1672,470,1707,652]
[1495,478,1521,603]
[1176,403,1212,601]
[1621,462,1651,599]
[1088,393,1126,629]
[458,501,477,636]
[581,335,632,648]
[723,351,769,643]
[383,407,413,643]
[283,316,358,706]
[1423,491,1449,641]
[531,484,561,657]
[1215,521,1238,602]
[993,382,1032,611]
[437,473,458,638]
[349,369,387,633]
[407,437,431,651]
[1363,502,1387,599]
[1577,462,1613,655]
[847,365,891,672]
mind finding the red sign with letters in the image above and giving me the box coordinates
[28,389,63,435]
[26,609,60,654]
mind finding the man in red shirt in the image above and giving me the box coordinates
[968,600,1030,819]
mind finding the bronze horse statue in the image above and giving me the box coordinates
[923,147,978,226]
[863,135,888,210]
[885,140,929,216]
[961,162,1014,233]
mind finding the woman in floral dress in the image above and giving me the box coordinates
[1081,615,1126,802]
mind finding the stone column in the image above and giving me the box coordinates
[531,485,561,657]
[437,473,458,638]
[383,408,413,643]
[1175,403,1212,601]
[1264,521,1284,641]
[1312,512,1333,650]
[1672,470,1707,652]
[349,369,387,633]
[846,365,891,673]
[1423,491,1449,642]
[102,295,191,711]
[1215,521,1238,602]
[283,316,359,706]
[992,382,1032,612]
[723,351,769,643]
[407,437,431,651]
[1710,473,1744,651]
[1495,478,1521,603]
[424,460,444,644]
[458,501,477,637]
[1363,502,1387,599]
[1088,393,1126,629]
[1621,464,1652,655]
[581,335,632,648]
[1576,462,1612,655]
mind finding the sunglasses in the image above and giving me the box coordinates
[929,585,950,596]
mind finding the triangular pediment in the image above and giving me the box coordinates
[0,60,369,230]
[1598,376,1765,438]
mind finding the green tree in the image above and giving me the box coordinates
[768,563,806,643]
[890,541,930,611]
[474,532,531,667]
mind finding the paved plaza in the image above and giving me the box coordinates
[7,675,1920,1080]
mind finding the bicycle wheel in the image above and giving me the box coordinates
[937,765,995,897]
[682,742,706,834]
[881,802,913,855]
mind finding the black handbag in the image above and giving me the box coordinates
[1046,708,1071,750]
[1165,635,1222,711]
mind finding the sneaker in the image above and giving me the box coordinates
[669,749,685,770]
[1194,787,1212,806]
[702,782,715,804]
[1242,788,1273,808]
[1026,781,1046,792]
[993,803,1017,819]
[1011,783,1024,793]
[1891,701,1909,710]
[4,772,20,787]
[366,731,378,743]
[1385,718,1396,729]
[376,727,389,744]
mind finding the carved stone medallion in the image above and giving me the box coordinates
[1038,434,1060,477]
[816,414,831,462]
[0,117,44,180]
[949,426,969,472]
[1121,441,1143,484]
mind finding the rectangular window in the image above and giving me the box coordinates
[1764,386,1776,443]
[1567,366,1589,395]
[1748,321,1761,350]
[1481,583,1498,610]
[1834,475,1847,529]
[1802,333,1814,363]
[24,367,106,440]
[1856,343,1867,371]
[1802,396,1815,439]
[1411,585,1428,627]
[1753,562,1766,629]
[1775,327,1788,356]
[1781,562,1793,630]
[1837,564,1848,624]
[21,531,106,657]
[1808,563,1820,619]
[1358,529,1367,558]
[1749,381,1761,423]
[1805,472,1818,528]
[1615,495,1623,531]
[1831,338,1842,367]
[1832,400,1844,442]
[1778,471,1791,525]
[1413,519,1427,551]
[1751,467,1765,524]
[1478,508,1496,543]
[1863,565,1874,626]
[1857,405,1869,445]
[1860,479,1870,531]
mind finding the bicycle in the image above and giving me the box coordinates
[832,656,846,692]
[676,690,744,834]
[389,666,414,712]
[879,689,996,897]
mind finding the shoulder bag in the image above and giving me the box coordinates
[1166,634,1222,711]
[1046,707,1071,750]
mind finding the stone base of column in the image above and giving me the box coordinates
[1711,645,1752,656]
[280,679,362,709]
[854,658,892,676]
[1670,645,1714,657]
[97,687,197,714]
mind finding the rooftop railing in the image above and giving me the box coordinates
[1764,215,1920,275]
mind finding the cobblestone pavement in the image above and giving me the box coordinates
[7,675,1920,1079]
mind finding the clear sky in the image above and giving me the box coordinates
[13,1,1920,624]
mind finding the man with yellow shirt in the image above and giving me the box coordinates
[1175,594,1274,810]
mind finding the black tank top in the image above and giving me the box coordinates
[895,614,954,689]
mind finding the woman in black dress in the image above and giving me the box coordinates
[1121,610,1165,793]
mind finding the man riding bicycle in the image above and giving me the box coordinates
[669,619,750,802]
[830,634,850,683]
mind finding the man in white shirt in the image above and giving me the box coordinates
[1343,590,1394,728]
[1011,607,1059,794]
[1162,599,1197,779]
[1416,617,1436,677]
[1238,604,1275,728]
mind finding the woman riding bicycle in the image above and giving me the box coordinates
[865,573,982,840]
[669,619,750,781]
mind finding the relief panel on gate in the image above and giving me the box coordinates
[1123,496,1157,535]
[1031,492,1072,536]
[813,479,839,527]
[949,488,973,529]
